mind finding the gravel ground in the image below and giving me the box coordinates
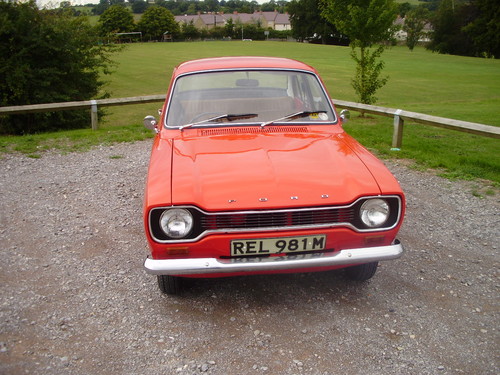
[0,140,498,375]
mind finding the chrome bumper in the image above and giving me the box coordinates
[144,240,403,276]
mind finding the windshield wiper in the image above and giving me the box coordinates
[179,113,258,131]
[260,111,327,128]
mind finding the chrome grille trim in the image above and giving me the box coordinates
[199,208,355,229]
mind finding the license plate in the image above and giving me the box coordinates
[231,235,326,257]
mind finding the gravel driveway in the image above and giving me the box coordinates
[0,140,498,375]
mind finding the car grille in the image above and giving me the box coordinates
[200,207,355,230]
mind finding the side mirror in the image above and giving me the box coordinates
[144,115,159,133]
[339,109,350,123]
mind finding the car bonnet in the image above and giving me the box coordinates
[169,129,383,211]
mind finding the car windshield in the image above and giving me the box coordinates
[165,70,336,128]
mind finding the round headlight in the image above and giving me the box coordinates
[360,199,390,228]
[159,208,193,239]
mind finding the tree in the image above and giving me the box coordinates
[403,6,430,51]
[98,4,135,36]
[288,0,343,44]
[241,23,266,40]
[202,0,220,12]
[260,0,288,12]
[398,2,412,18]
[261,0,276,12]
[186,3,198,14]
[181,20,200,40]
[428,0,459,54]
[288,0,306,40]
[321,0,398,104]
[426,0,498,58]
[138,6,179,40]
[131,0,148,14]
[0,1,118,134]
[224,17,235,38]
[462,0,499,58]
[93,0,111,15]
[427,0,477,56]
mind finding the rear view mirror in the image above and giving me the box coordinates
[144,115,158,133]
[236,79,259,87]
[339,109,350,123]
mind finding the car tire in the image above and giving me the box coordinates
[344,261,378,281]
[157,275,182,295]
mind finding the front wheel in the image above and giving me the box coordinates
[157,275,183,295]
[344,261,379,281]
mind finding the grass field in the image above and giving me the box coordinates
[103,42,500,125]
[1,41,499,189]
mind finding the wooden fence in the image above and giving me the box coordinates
[0,95,165,131]
[0,95,498,149]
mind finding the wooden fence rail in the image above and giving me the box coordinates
[1,95,498,149]
[0,95,165,131]
[333,99,500,149]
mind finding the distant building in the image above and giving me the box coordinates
[175,11,290,31]
[175,13,225,29]
[394,16,433,42]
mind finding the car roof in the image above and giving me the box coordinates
[173,56,318,76]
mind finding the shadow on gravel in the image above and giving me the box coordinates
[162,269,377,304]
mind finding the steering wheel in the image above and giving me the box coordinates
[189,112,224,123]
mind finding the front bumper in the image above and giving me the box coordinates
[144,240,403,276]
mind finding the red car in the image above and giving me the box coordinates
[143,57,405,295]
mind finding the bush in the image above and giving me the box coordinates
[0,1,118,135]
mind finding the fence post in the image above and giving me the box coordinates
[392,109,404,150]
[90,100,98,130]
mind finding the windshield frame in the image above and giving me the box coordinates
[164,68,338,129]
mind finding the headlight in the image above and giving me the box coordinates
[159,209,193,238]
[360,199,390,228]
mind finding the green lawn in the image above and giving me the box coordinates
[104,42,500,126]
[2,41,499,189]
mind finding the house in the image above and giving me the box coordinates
[175,13,225,29]
[224,11,260,27]
[198,13,226,29]
[274,12,291,31]
[254,11,291,31]
[394,16,433,42]
[175,14,198,28]
[174,11,290,31]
